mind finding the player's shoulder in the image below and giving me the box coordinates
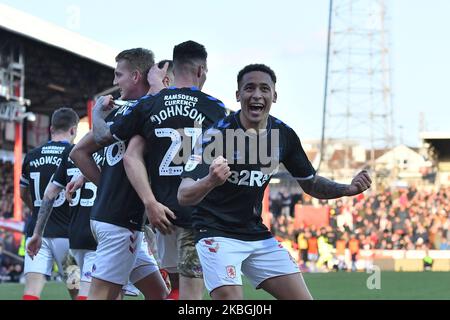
[192,88,227,110]
[24,141,51,159]
[269,115,295,134]
[201,91,226,107]
[118,95,155,115]
[207,111,237,132]
[62,144,75,157]
[23,141,70,165]
[25,145,43,158]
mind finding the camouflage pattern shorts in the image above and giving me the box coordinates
[178,228,203,279]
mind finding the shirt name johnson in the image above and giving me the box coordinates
[150,94,204,125]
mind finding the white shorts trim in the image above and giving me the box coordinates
[52,181,65,189]
[70,249,96,283]
[196,237,300,293]
[24,237,70,277]
[130,237,159,284]
[90,220,158,285]
[155,227,182,273]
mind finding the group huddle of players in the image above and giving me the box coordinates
[20,40,371,300]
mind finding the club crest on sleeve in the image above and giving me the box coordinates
[185,155,202,172]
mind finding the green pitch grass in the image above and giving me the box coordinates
[1,272,449,300]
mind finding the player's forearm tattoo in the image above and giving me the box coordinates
[34,198,55,236]
[92,112,112,146]
[299,175,349,199]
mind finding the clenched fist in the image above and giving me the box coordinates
[347,170,372,196]
[207,156,231,188]
[93,95,115,119]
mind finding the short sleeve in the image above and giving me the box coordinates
[181,133,212,180]
[20,154,30,187]
[109,102,148,141]
[282,128,316,180]
[181,154,210,181]
[52,149,70,188]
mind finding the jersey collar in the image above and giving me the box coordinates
[233,110,272,138]
[167,86,200,91]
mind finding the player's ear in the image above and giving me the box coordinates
[70,126,76,137]
[197,65,203,79]
[273,90,277,103]
[162,75,170,88]
[132,70,140,83]
[236,90,240,102]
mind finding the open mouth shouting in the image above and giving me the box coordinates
[248,103,265,117]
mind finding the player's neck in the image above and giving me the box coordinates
[174,75,201,90]
[239,112,269,133]
[129,84,150,99]
[51,132,72,143]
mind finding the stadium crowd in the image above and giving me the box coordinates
[0,230,22,282]
[0,160,28,282]
[0,160,14,219]
[271,186,450,270]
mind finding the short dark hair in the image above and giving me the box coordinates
[237,64,277,88]
[173,41,207,67]
[116,48,155,76]
[51,107,79,132]
[157,59,174,74]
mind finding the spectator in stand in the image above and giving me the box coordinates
[7,263,23,283]
[296,230,308,269]
[439,238,449,250]
[317,229,333,271]
[348,234,360,272]
[290,193,302,218]
[0,160,14,218]
[325,226,337,247]
[414,223,429,247]
[306,231,318,272]
[270,193,282,218]
[335,235,347,271]
[392,216,405,235]
[281,189,292,217]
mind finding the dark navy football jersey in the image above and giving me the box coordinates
[109,87,227,228]
[90,99,150,231]
[52,145,102,250]
[20,141,72,238]
[181,111,316,242]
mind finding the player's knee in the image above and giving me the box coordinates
[211,286,242,300]
[140,284,169,300]
[149,287,170,300]
[24,273,46,296]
